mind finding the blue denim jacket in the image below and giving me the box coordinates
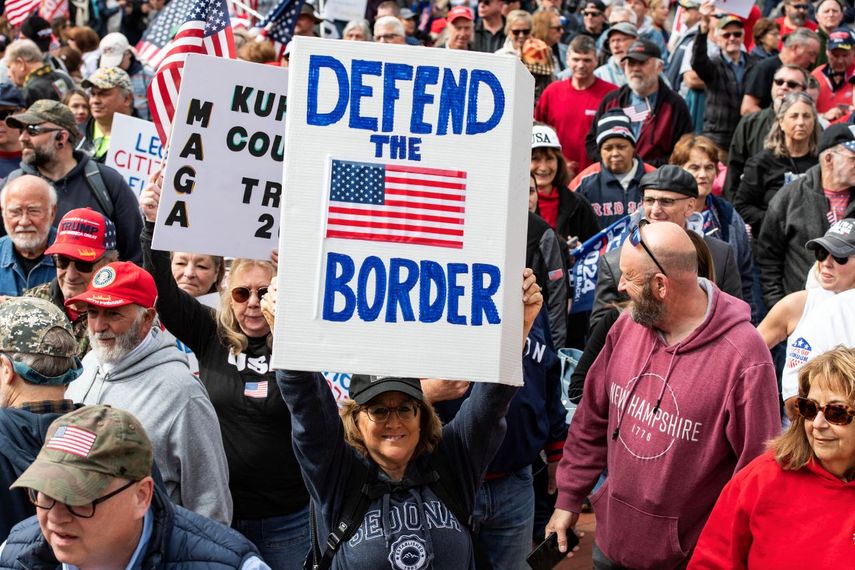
[0,228,56,296]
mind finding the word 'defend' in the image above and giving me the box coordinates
[306,56,506,136]
[322,252,502,326]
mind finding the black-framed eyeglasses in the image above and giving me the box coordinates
[511,28,531,36]
[796,397,855,425]
[27,480,137,518]
[628,219,668,276]
[773,78,805,90]
[814,247,850,265]
[24,124,63,137]
[362,403,419,423]
[231,286,269,303]
[53,254,104,273]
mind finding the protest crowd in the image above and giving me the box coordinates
[0,0,853,567]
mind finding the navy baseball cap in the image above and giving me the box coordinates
[818,124,855,153]
[0,83,25,108]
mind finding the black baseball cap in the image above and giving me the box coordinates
[622,39,661,62]
[348,375,424,405]
[806,219,855,257]
[640,165,699,198]
[818,123,855,154]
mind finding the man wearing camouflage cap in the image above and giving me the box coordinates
[80,67,134,163]
[4,100,143,263]
[0,406,269,568]
[0,297,81,539]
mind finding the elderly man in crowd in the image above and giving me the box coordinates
[0,406,268,568]
[445,6,475,50]
[5,100,142,263]
[0,175,56,297]
[547,221,779,568]
[3,40,73,107]
[373,16,407,44]
[811,27,855,120]
[24,208,118,355]
[0,297,82,539]
[587,39,693,166]
[757,124,855,310]
[64,262,233,524]
[590,165,742,327]
[594,22,639,86]
[80,67,135,162]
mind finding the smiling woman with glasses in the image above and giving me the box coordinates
[496,9,534,55]
[690,346,855,569]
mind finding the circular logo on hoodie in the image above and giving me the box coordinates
[92,267,116,288]
[388,534,428,570]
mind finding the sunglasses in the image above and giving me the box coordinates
[791,3,809,9]
[583,10,603,16]
[773,78,805,90]
[24,124,63,137]
[511,28,531,36]
[231,286,269,303]
[628,219,668,276]
[720,31,743,39]
[814,247,850,265]
[53,254,102,273]
[796,397,855,425]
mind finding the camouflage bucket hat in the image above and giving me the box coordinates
[11,405,153,506]
[6,100,79,141]
[0,297,76,358]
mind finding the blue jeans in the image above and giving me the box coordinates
[471,465,535,570]
[232,506,310,570]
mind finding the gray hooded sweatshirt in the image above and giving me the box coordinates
[66,327,233,525]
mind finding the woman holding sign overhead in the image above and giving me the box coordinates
[139,171,310,569]
[263,269,547,570]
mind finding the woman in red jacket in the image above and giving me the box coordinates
[689,346,855,570]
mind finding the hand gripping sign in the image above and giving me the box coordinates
[272,37,534,386]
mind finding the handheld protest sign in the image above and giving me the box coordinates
[151,55,288,260]
[105,114,163,197]
[272,37,533,386]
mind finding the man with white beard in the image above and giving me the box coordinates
[64,261,233,525]
[0,175,56,296]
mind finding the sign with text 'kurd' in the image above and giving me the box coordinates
[272,37,533,386]
[105,114,163,197]
[152,55,288,260]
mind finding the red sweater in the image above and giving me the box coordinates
[690,452,855,569]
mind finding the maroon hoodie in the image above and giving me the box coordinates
[556,280,780,569]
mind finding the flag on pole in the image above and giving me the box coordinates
[5,0,39,26]
[146,0,236,144]
[256,0,304,59]
[228,0,259,27]
[137,0,196,68]
[40,0,68,23]
[569,216,632,314]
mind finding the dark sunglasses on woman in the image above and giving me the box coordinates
[796,397,855,425]
[231,286,269,303]
[814,248,850,265]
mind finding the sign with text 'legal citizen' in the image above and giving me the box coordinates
[272,37,534,385]
[105,114,163,197]
[151,55,288,260]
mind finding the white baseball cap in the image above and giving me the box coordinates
[532,124,561,150]
[99,33,132,68]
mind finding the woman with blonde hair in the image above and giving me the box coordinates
[690,346,855,569]
[139,171,310,569]
[496,9,534,56]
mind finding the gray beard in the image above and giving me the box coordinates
[88,316,145,365]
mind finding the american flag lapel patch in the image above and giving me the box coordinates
[244,381,269,398]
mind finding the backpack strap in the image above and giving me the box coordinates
[83,160,114,219]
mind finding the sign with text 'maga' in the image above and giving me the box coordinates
[152,55,288,260]
[271,37,533,386]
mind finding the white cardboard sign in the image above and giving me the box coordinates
[323,0,368,23]
[105,114,163,197]
[152,55,288,260]
[715,0,752,18]
[272,37,533,386]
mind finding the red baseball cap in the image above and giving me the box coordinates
[65,262,157,309]
[447,6,473,23]
[45,208,117,261]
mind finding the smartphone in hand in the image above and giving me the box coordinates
[526,531,579,569]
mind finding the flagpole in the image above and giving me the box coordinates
[229,0,264,20]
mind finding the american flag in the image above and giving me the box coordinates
[622,102,650,123]
[46,426,97,458]
[326,160,467,249]
[244,381,269,398]
[256,0,304,59]
[228,0,258,26]
[40,0,68,22]
[5,0,39,26]
[137,0,196,68]
[145,0,236,144]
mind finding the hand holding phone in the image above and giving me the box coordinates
[526,531,579,569]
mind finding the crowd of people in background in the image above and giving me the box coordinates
[0,0,853,568]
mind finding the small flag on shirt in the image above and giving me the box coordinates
[326,160,467,249]
[46,426,97,458]
[244,381,269,398]
[622,102,650,123]
[548,268,564,281]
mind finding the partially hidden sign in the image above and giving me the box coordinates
[272,37,534,386]
[152,55,288,260]
[105,114,163,197]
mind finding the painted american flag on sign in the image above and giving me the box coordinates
[244,381,269,398]
[46,426,97,458]
[326,160,467,249]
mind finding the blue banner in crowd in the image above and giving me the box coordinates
[569,216,631,314]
